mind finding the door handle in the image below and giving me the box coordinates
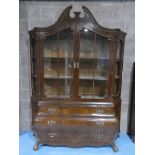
[74,62,76,68]
[77,62,79,69]
[73,62,79,69]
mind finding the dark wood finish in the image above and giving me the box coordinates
[28,6,126,151]
[38,106,115,117]
[127,62,135,142]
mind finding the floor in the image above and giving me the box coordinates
[20,131,135,155]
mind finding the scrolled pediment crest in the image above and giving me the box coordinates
[29,5,126,38]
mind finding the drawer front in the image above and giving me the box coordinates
[34,130,115,146]
[33,117,118,147]
[34,116,118,133]
[38,106,115,117]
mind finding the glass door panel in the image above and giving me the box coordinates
[94,34,109,98]
[30,39,38,95]
[115,40,122,96]
[58,28,73,98]
[79,29,94,99]
[43,28,73,98]
[79,28,110,99]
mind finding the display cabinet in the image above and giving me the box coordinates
[28,6,126,151]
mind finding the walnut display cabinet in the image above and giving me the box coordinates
[28,6,126,152]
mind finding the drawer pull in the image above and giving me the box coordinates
[48,120,56,126]
[48,132,56,138]
[48,107,56,114]
[96,121,104,127]
[96,109,104,114]
[96,133,104,139]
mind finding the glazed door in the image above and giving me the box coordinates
[114,40,124,97]
[78,28,110,99]
[43,28,74,98]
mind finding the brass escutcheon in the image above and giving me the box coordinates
[48,107,56,114]
[96,133,104,139]
[96,121,104,127]
[48,132,56,138]
[96,109,104,114]
[47,120,56,126]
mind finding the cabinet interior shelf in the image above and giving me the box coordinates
[43,56,123,62]
[44,56,109,61]
[44,56,122,62]
[46,95,71,98]
[79,76,108,80]
[44,75,72,79]
[80,95,107,99]
[44,75,119,80]
[44,56,72,59]
[44,75,108,80]
[45,95,106,99]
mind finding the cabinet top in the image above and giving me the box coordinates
[28,5,126,40]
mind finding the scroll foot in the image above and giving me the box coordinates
[112,143,118,152]
[33,143,39,151]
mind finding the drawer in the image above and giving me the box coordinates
[38,105,115,117]
[34,131,114,146]
[34,116,118,133]
[33,118,118,147]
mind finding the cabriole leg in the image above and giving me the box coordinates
[112,142,118,152]
[33,141,39,151]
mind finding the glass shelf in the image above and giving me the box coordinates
[44,75,109,80]
[44,56,109,61]
[44,56,73,59]
[79,57,109,60]
[44,75,72,79]
[79,76,108,80]
[80,95,107,99]
[46,95,71,98]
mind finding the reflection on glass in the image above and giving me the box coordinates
[79,29,94,98]
[79,28,109,99]
[94,33,109,98]
[31,39,38,95]
[43,28,73,98]
[115,40,122,96]
[31,39,37,76]
[96,34,109,59]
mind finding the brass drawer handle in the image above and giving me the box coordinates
[48,107,56,114]
[96,109,104,114]
[96,133,104,139]
[48,132,56,138]
[96,121,104,127]
[48,120,56,127]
